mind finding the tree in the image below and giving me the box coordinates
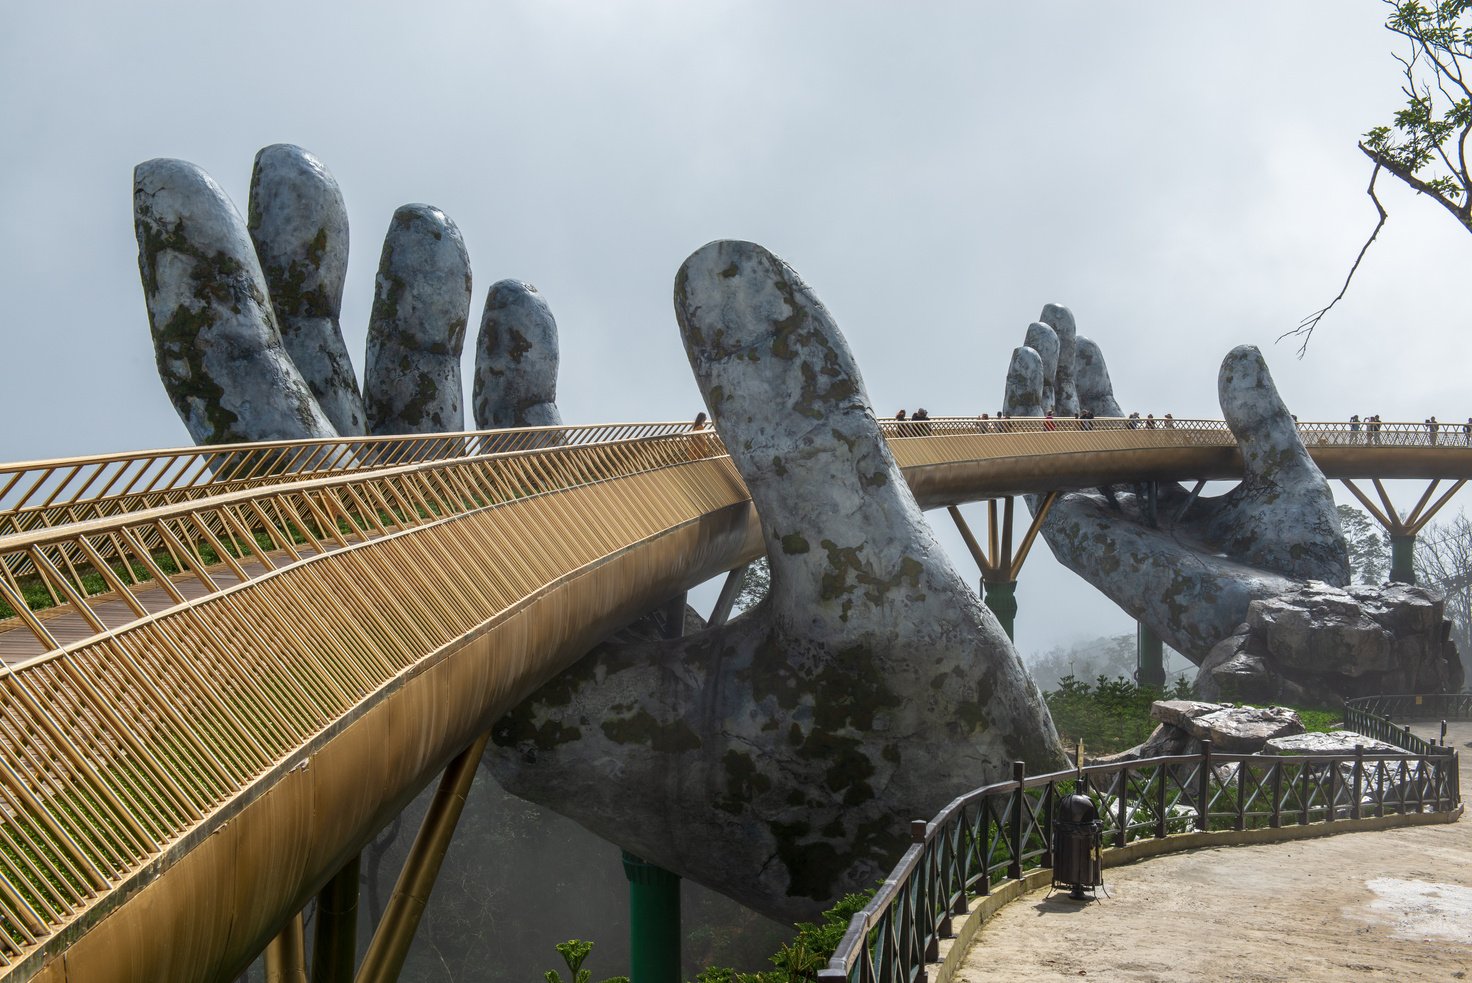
[1292,0,1471,351]
[1338,504,1391,583]
[1414,510,1472,683]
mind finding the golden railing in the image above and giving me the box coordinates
[0,427,744,973]
[0,424,691,541]
[0,416,1469,977]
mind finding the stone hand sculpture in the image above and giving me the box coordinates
[1005,313,1462,700]
[488,241,1065,923]
[134,144,561,445]
[1003,315,1350,661]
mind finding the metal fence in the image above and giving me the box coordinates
[1344,693,1472,755]
[820,736,1461,983]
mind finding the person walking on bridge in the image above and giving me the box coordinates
[1350,414,1360,443]
[1427,416,1439,445]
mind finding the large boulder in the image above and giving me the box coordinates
[1197,582,1464,703]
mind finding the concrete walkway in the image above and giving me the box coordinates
[956,721,1472,982]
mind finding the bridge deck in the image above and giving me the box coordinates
[0,419,1467,982]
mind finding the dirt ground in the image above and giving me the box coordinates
[956,721,1472,982]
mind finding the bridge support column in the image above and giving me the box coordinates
[1342,478,1465,586]
[355,733,490,983]
[618,593,688,983]
[1390,533,1417,585]
[981,580,1018,641]
[311,855,360,983]
[623,851,682,983]
[946,494,1057,644]
[265,913,307,983]
[1136,622,1165,689]
[707,564,750,627]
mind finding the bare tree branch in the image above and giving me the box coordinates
[1282,162,1389,356]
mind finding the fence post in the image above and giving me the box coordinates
[1195,740,1212,831]
[1154,764,1168,839]
[1041,781,1055,870]
[1008,761,1025,881]
[1326,759,1337,823]
[1116,766,1129,848]
[1269,760,1282,829]
[1352,746,1363,821]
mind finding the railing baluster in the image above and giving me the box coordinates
[1196,740,1212,831]
[1008,761,1024,882]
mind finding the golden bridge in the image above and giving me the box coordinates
[0,418,1466,982]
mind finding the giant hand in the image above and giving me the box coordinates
[134,144,559,443]
[488,241,1065,922]
[1002,312,1350,663]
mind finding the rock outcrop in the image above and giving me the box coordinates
[489,240,1065,923]
[1196,582,1464,703]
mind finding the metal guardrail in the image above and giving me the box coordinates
[0,430,747,967]
[1344,693,1472,755]
[821,735,1462,983]
[0,423,695,543]
[7,417,1467,533]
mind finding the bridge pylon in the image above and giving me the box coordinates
[1341,478,1466,584]
[947,494,1058,641]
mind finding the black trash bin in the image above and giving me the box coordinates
[1052,792,1103,900]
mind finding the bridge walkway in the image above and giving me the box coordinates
[0,418,1468,981]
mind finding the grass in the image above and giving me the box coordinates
[1045,674,1341,756]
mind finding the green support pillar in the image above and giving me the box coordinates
[1136,622,1165,689]
[982,580,1018,641]
[1390,533,1416,584]
[622,851,681,983]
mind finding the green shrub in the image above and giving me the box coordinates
[693,889,873,983]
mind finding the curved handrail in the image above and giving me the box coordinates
[6,419,1472,655]
[1,421,1471,978]
[5,417,1468,531]
[821,729,1463,983]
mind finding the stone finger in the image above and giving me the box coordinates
[248,144,365,436]
[135,158,336,445]
[363,204,471,435]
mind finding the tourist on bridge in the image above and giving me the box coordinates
[1044,411,1056,432]
[1146,413,1156,429]
[1164,413,1175,428]
[1350,414,1360,441]
[978,412,992,433]
[1127,411,1140,429]
[1369,414,1382,443]
[1426,416,1439,444]
[912,407,932,437]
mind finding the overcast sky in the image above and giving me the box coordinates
[3,0,1469,656]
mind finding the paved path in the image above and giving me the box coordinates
[956,721,1472,982]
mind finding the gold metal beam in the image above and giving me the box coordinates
[1009,492,1059,581]
[355,733,491,983]
[1341,478,1397,532]
[265,913,308,983]
[1408,479,1466,535]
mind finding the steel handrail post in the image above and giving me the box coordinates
[1352,746,1364,820]
[1196,740,1212,830]
[1008,761,1024,882]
